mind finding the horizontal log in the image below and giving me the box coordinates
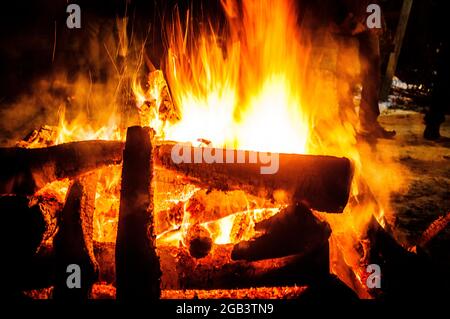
[231,204,331,261]
[158,243,330,290]
[0,140,125,195]
[154,143,354,213]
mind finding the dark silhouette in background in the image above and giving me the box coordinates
[332,0,396,139]
[395,0,449,140]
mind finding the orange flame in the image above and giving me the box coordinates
[24,0,409,299]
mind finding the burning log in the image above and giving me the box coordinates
[154,189,266,235]
[363,216,450,300]
[185,224,213,259]
[0,196,47,297]
[53,173,99,300]
[231,204,331,261]
[0,140,124,195]
[185,189,267,224]
[154,144,353,213]
[158,243,330,290]
[115,126,161,300]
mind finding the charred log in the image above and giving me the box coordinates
[154,144,353,213]
[364,216,450,301]
[115,126,161,300]
[0,140,124,195]
[158,242,330,290]
[53,173,99,300]
[185,224,213,259]
[231,204,331,261]
[0,196,47,298]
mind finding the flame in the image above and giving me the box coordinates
[132,0,310,153]
[55,106,123,144]
[21,0,410,299]
[143,0,406,296]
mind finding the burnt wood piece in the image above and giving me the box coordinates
[154,144,353,213]
[158,242,330,290]
[364,216,450,301]
[0,196,47,298]
[115,126,161,300]
[0,140,124,195]
[53,173,99,300]
[231,204,331,261]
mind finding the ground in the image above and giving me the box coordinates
[378,110,450,266]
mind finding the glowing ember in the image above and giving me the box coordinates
[21,0,409,299]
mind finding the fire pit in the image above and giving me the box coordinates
[1,0,436,302]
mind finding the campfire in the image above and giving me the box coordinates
[1,0,414,300]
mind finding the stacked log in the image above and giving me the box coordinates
[0,140,124,195]
[53,173,99,300]
[115,126,161,300]
[154,144,353,213]
[231,204,331,261]
[0,196,47,298]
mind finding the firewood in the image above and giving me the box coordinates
[53,173,99,300]
[155,201,184,234]
[363,216,450,300]
[158,243,330,290]
[415,212,450,249]
[185,189,267,224]
[154,144,353,213]
[0,196,47,297]
[115,126,161,300]
[94,241,116,285]
[185,224,213,259]
[0,140,124,195]
[231,204,331,261]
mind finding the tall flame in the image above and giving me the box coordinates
[24,0,409,299]
[147,0,310,153]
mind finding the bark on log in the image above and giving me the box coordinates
[115,126,161,300]
[231,204,331,261]
[154,144,353,213]
[53,173,99,300]
[0,140,124,195]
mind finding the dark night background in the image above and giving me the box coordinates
[0,0,446,103]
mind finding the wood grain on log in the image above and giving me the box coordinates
[154,144,353,213]
[115,126,161,300]
[0,140,124,195]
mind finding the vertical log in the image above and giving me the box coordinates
[0,196,46,298]
[53,173,99,300]
[115,126,161,300]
